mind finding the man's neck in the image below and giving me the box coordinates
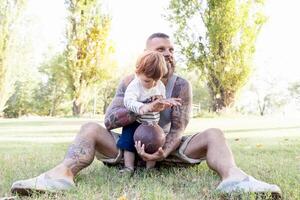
[162,73,175,86]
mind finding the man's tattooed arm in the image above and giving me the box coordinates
[163,77,192,156]
[104,75,137,130]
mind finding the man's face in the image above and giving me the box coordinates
[146,37,175,79]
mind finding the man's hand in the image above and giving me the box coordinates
[163,98,182,107]
[135,141,166,161]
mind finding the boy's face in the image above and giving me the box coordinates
[138,74,158,89]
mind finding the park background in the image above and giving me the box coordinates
[0,0,299,199]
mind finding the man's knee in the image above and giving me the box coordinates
[78,122,105,139]
[203,128,225,142]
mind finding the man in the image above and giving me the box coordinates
[11,33,281,197]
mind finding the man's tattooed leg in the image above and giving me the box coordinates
[64,139,95,175]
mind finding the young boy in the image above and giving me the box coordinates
[117,50,167,173]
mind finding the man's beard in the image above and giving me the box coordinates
[163,57,174,79]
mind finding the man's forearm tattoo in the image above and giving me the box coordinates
[171,77,192,132]
[64,139,94,175]
[164,77,192,153]
[164,128,181,154]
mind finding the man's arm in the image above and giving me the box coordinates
[104,75,136,130]
[163,77,192,157]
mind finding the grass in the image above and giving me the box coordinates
[0,116,299,199]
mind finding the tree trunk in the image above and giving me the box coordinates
[72,99,82,116]
[208,81,235,113]
[259,103,265,116]
[50,99,57,117]
[103,101,109,114]
[50,86,57,116]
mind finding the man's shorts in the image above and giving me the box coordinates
[95,131,206,167]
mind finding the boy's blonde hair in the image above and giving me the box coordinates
[135,51,167,80]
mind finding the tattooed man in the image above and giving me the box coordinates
[11,33,281,197]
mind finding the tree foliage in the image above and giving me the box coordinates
[178,68,211,112]
[34,54,70,116]
[98,78,119,114]
[167,0,266,112]
[236,73,290,116]
[65,0,115,116]
[4,80,36,118]
[0,0,27,116]
[288,81,300,111]
[289,82,300,101]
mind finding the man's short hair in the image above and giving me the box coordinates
[146,33,170,47]
[147,33,170,41]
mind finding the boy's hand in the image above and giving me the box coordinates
[139,97,182,114]
[149,98,182,112]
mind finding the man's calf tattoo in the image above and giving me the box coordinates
[64,139,94,175]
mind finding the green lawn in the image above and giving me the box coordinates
[0,116,299,199]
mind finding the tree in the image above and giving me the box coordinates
[98,78,119,114]
[177,67,211,113]
[4,80,36,118]
[33,54,70,116]
[289,82,300,101]
[65,0,115,116]
[167,0,266,112]
[288,81,300,111]
[0,0,27,116]
[236,73,289,116]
